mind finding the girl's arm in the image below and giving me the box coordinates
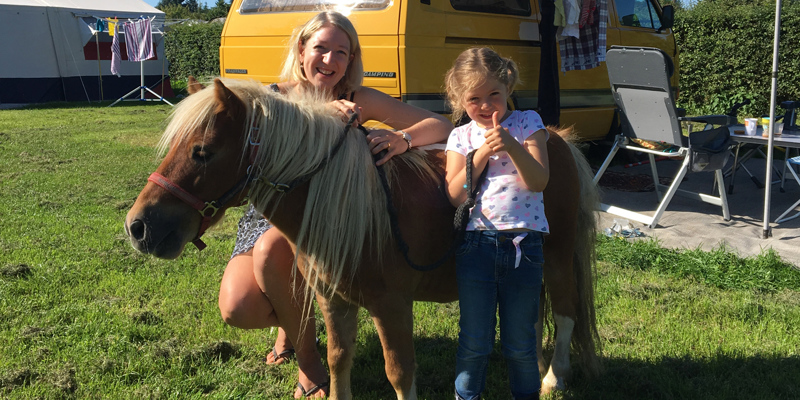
[509,129,549,192]
[445,145,493,207]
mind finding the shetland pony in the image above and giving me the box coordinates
[125,78,600,399]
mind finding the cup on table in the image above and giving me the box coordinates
[761,117,784,137]
[744,118,758,136]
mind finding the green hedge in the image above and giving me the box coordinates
[675,2,800,117]
[164,22,223,81]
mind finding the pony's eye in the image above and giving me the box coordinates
[192,146,213,163]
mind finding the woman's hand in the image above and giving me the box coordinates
[328,99,362,127]
[365,129,409,166]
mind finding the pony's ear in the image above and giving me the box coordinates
[187,76,204,95]
[213,78,246,117]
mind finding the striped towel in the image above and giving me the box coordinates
[124,18,154,62]
[111,22,121,76]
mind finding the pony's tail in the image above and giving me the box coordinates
[567,138,602,378]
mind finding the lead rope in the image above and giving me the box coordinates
[368,137,484,272]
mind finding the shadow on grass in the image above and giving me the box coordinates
[343,332,800,400]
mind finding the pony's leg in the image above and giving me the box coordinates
[540,244,579,394]
[541,314,575,394]
[316,293,360,400]
[369,296,416,400]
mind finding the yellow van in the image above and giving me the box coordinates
[220,0,677,140]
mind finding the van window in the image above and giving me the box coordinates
[239,0,390,14]
[449,0,531,16]
[615,0,659,29]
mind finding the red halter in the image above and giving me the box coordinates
[147,172,252,250]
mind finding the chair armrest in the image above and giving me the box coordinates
[679,115,731,126]
[676,108,686,118]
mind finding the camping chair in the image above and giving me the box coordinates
[593,46,735,228]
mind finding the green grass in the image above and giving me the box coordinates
[1,103,799,399]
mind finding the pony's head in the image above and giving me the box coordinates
[124,78,261,258]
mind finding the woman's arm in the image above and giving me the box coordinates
[341,87,453,165]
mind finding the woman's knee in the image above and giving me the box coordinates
[218,253,276,328]
[253,230,294,275]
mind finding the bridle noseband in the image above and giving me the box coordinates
[147,171,254,250]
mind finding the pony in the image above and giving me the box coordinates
[124,78,601,399]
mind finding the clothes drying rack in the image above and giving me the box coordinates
[106,16,173,107]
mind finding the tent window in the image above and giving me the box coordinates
[239,0,390,13]
[615,0,658,29]
[449,0,531,16]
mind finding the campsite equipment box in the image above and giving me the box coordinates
[219,0,677,140]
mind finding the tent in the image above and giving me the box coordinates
[0,0,173,105]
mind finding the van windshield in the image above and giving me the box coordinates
[239,0,391,13]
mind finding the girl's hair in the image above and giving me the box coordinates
[444,47,521,123]
[280,11,364,95]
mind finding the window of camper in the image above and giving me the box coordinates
[615,0,660,29]
[450,0,531,16]
[240,0,390,13]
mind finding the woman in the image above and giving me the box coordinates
[217,11,452,398]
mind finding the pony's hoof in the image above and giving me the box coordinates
[540,373,567,394]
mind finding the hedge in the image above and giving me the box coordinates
[164,22,224,82]
[675,2,800,117]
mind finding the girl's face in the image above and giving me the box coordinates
[462,77,510,129]
[299,24,353,92]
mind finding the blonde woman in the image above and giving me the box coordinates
[217,11,452,398]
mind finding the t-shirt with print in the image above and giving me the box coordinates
[445,110,549,233]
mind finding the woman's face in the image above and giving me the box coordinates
[299,24,353,91]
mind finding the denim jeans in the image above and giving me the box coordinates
[454,230,544,400]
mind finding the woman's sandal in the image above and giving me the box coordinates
[265,347,295,365]
[296,379,329,398]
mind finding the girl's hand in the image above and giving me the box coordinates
[329,99,362,127]
[365,129,409,166]
[483,111,516,154]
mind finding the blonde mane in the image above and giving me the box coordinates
[159,78,437,296]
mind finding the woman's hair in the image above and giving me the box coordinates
[280,11,364,96]
[444,47,520,123]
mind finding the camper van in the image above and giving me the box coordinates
[220,0,677,140]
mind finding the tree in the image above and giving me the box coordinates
[157,0,184,7]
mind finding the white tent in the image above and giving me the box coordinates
[0,0,172,105]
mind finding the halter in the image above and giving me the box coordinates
[254,113,356,193]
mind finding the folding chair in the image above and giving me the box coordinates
[775,155,800,223]
[593,46,735,228]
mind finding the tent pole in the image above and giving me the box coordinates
[762,0,782,239]
[96,32,103,101]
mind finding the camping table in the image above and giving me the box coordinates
[728,125,800,194]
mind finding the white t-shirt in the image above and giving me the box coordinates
[446,110,550,233]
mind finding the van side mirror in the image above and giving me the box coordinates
[658,5,675,33]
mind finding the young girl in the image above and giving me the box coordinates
[444,47,549,400]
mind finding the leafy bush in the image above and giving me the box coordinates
[675,2,800,117]
[164,22,224,81]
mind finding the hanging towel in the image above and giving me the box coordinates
[558,0,607,72]
[107,18,117,37]
[123,18,154,62]
[111,22,121,77]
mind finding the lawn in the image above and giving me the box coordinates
[1,102,799,399]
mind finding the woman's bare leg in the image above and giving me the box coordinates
[253,229,328,398]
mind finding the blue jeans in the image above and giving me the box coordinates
[454,230,544,400]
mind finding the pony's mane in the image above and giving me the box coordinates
[159,78,437,296]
